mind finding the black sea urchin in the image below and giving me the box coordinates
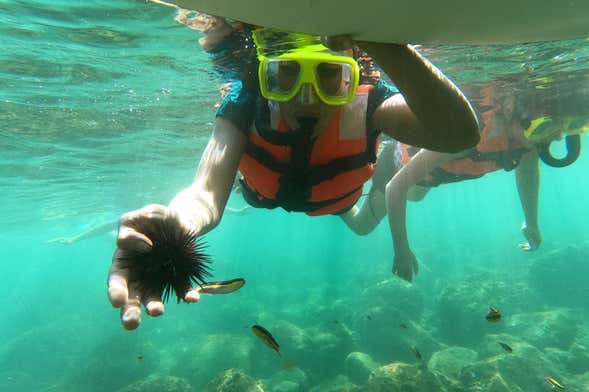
[119,219,212,303]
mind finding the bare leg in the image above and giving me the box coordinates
[341,141,401,235]
[407,185,430,201]
[340,188,386,235]
[516,150,541,250]
[46,220,117,244]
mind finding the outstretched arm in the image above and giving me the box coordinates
[386,149,457,281]
[168,117,248,235]
[108,117,247,330]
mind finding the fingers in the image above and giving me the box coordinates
[107,264,129,308]
[120,283,142,331]
[119,288,202,330]
[519,242,538,251]
[520,225,541,251]
[518,242,531,251]
[185,288,201,303]
[117,227,153,253]
[117,204,169,252]
[143,294,165,317]
[392,257,418,283]
[393,264,413,283]
[403,270,413,283]
[109,273,165,327]
[139,283,165,317]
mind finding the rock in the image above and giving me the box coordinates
[173,333,254,388]
[270,321,309,353]
[566,335,589,374]
[308,375,359,392]
[354,278,441,361]
[263,320,354,378]
[359,278,424,320]
[476,333,523,358]
[571,372,589,390]
[427,346,479,381]
[528,245,589,307]
[366,362,441,392]
[457,341,563,390]
[545,342,589,375]
[0,371,36,392]
[504,308,579,349]
[116,375,194,392]
[62,330,155,392]
[0,319,116,390]
[268,380,299,392]
[204,368,264,392]
[260,367,307,392]
[433,272,538,345]
[344,352,379,385]
[486,373,522,392]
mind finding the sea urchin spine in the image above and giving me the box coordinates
[118,218,212,303]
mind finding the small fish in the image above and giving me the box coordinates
[400,323,408,329]
[498,342,513,353]
[486,307,502,322]
[252,324,281,356]
[199,278,245,294]
[136,354,143,361]
[544,376,565,390]
[411,346,422,360]
[366,315,373,321]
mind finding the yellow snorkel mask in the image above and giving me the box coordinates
[253,29,360,106]
[525,116,589,142]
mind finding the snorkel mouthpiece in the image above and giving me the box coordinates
[296,116,318,133]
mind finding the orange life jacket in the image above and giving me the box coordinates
[401,109,530,187]
[238,84,379,215]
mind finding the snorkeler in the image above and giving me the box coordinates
[344,82,586,281]
[107,24,479,329]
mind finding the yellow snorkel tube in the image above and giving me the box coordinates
[525,116,586,168]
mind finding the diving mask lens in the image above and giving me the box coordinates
[260,57,358,105]
[316,61,353,97]
[265,59,301,96]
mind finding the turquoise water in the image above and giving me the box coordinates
[2,1,589,391]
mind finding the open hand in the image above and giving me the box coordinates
[107,204,202,330]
